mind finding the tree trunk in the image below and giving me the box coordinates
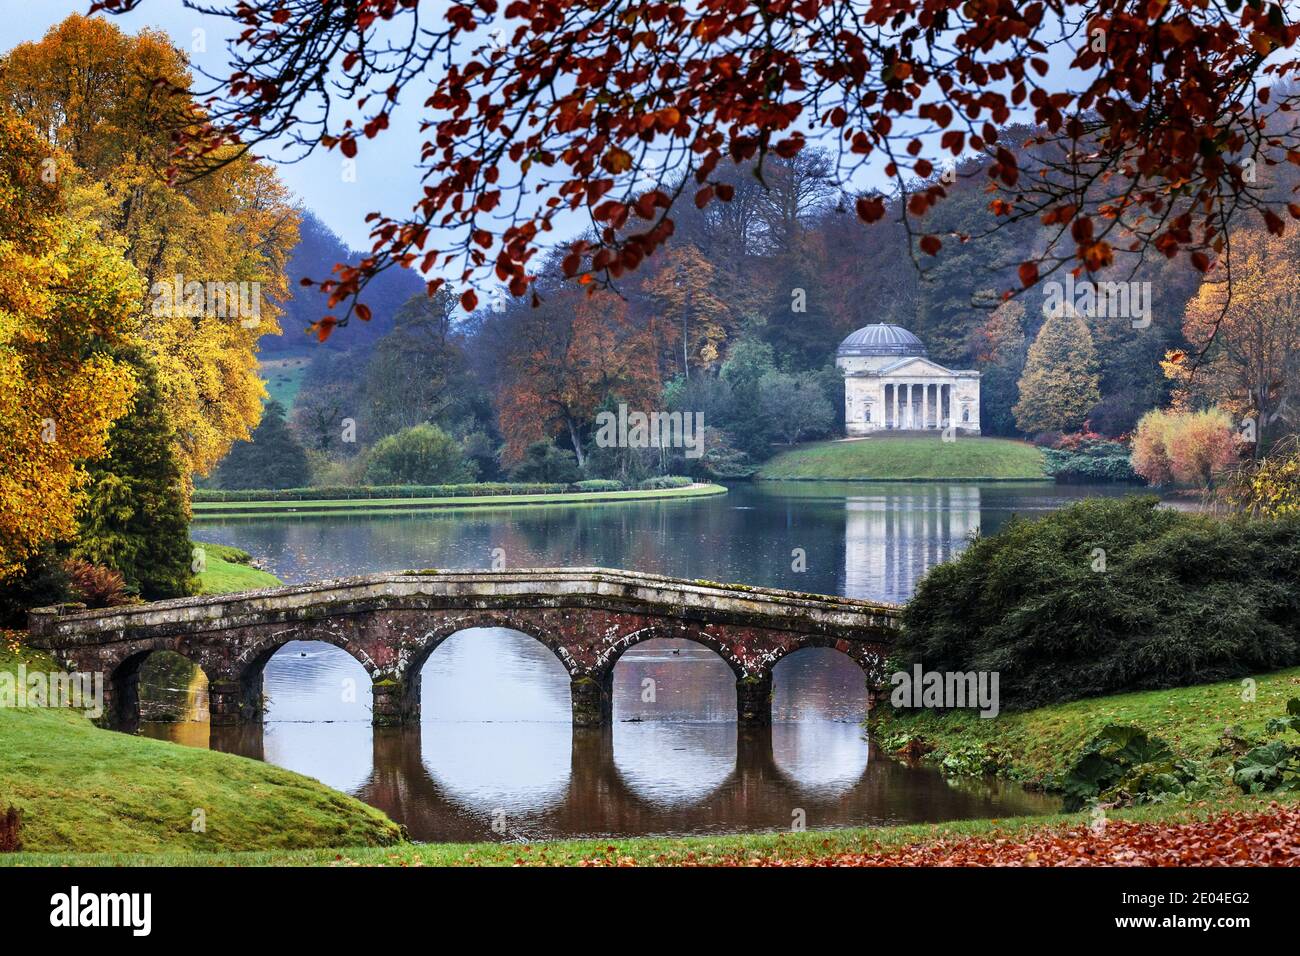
[567,416,586,469]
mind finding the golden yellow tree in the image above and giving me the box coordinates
[1167,226,1300,451]
[0,117,139,579]
[0,14,300,477]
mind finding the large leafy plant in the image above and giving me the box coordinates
[1062,725,1202,812]
[1232,699,1300,794]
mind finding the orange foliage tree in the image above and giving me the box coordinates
[1167,226,1300,453]
[642,244,735,379]
[1131,408,1240,491]
[497,290,662,467]
[0,117,139,579]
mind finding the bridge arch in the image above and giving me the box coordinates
[400,617,576,725]
[105,644,214,733]
[218,626,380,726]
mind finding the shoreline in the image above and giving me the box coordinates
[192,482,728,520]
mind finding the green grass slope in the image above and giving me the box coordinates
[0,644,401,854]
[873,665,1300,793]
[193,540,282,594]
[756,436,1047,480]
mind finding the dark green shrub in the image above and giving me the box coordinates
[899,497,1300,710]
[638,475,693,490]
[573,479,624,492]
[508,441,582,483]
[1043,439,1138,482]
[364,423,477,485]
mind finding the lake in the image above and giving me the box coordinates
[144,481,1155,841]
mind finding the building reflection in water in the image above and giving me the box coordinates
[842,484,981,600]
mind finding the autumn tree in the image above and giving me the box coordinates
[1167,226,1300,453]
[643,244,734,378]
[1013,307,1102,435]
[1132,408,1240,491]
[967,296,1028,436]
[92,0,1300,330]
[497,288,661,466]
[0,13,299,478]
[0,117,138,580]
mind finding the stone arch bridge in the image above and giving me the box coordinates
[28,568,900,731]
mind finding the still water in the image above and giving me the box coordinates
[144,482,1153,840]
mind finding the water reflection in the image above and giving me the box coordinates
[144,626,1057,841]
[843,485,981,600]
[156,483,1149,839]
[194,481,1149,604]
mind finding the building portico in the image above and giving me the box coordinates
[836,325,981,436]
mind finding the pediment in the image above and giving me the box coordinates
[878,356,956,376]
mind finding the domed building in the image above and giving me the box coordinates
[835,324,980,436]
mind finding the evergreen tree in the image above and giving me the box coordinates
[218,401,311,489]
[1013,307,1102,434]
[75,349,196,599]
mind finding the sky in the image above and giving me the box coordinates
[0,0,425,250]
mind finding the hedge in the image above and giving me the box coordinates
[194,482,577,502]
[192,476,696,502]
[637,475,694,490]
[898,496,1300,710]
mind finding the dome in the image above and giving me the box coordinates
[837,323,927,358]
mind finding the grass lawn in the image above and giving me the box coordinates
[259,355,312,412]
[192,540,282,594]
[0,642,401,854]
[5,795,1287,866]
[872,665,1300,794]
[191,482,728,519]
[756,436,1047,480]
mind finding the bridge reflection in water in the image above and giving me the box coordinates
[143,628,1055,842]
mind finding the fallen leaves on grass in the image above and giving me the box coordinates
[578,804,1300,867]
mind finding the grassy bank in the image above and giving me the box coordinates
[0,643,401,854]
[872,665,1300,794]
[756,436,1047,480]
[192,482,727,520]
[6,795,1287,866]
[193,541,282,594]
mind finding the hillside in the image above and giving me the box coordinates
[755,436,1047,480]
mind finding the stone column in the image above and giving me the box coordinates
[571,672,613,727]
[922,383,931,429]
[890,383,898,429]
[209,676,263,727]
[737,671,773,726]
[371,679,407,727]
